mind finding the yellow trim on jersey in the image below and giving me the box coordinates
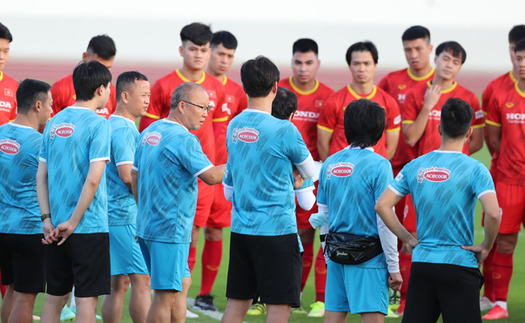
[145,113,161,120]
[0,71,3,82]
[176,69,205,84]
[289,77,319,95]
[347,85,377,100]
[426,81,457,94]
[386,127,401,132]
[317,125,334,133]
[515,82,525,98]
[472,123,485,129]
[8,119,15,123]
[402,120,414,124]
[212,117,229,122]
[510,71,517,83]
[485,120,501,127]
[407,67,435,81]
[483,111,488,116]
[222,76,228,86]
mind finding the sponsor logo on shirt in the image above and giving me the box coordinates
[475,110,484,119]
[294,110,319,121]
[506,113,525,124]
[232,127,259,143]
[0,139,20,155]
[418,166,451,183]
[50,123,75,139]
[327,162,354,179]
[4,88,13,97]
[142,132,162,146]
[397,94,406,104]
[0,101,12,110]
[394,115,402,125]
[395,172,404,181]
[428,109,441,121]
[96,108,109,115]
[506,102,514,108]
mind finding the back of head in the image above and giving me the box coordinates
[170,82,206,110]
[271,87,298,120]
[72,61,112,102]
[87,35,116,60]
[402,25,430,42]
[440,98,473,139]
[116,71,148,103]
[241,56,280,98]
[435,41,466,64]
[16,79,51,114]
[515,38,525,53]
[180,23,213,46]
[0,23,13,42]
[293,38,318,56]
[345,41,378,65]
[509,25,525,44]
[344,99,385,148]
[211,31,237,50]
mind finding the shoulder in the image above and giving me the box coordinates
[376,87,397,104]
[278,77,291,88]
[52,74,72,88]
[203,73,225,91]
[152,71,179,89]
[382,69,407,81]
[317,81,335,96]
[2,73,18,88]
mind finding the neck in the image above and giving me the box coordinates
[113,104,138,122]
[438,137,465,152]
[292,76,317,92]
[349,81,374,95]
[247,96,273,114]
[74,100,101,112]
[166,111,189,130]
[518,78,525,92]
[431,74,455,91]
[12,113,39,130]
[512,67,519,81]
[205,66,225,83]
[180,65,204,81]
[409,64,433,78]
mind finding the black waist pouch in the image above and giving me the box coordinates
[324,232,383,265]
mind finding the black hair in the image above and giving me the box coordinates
[402,25,431,42]
[180,23,213,46]
[116,71,148,103]
[346,41,378,65]
[240,56,280,98]
[271,87,298,120]
[211,31,237,50]
[16,79,51,114]
[344,99,385,148]
[509,25,525,45]
[440,98,473,139]
[435,41,466,64]
[0,23,13,42]
[72,61,112,102]
[514,38,525,53]
[87,35,116,60]
[293,38,318,56]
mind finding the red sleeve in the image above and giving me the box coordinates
[378,75,389,93]
[212,85,228,140]
[317,94,338,133]
[9,82,18,122]
[486,95,502,127]
[481,81,494,114]
[385,95,401,131]
[402,90,418,123]
[50,82,67,116]
[108,84,117,114]
[469,93,485,128]
[236,93,248,117]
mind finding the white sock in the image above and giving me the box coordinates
[70,288,76,308]
[494,301,507,310]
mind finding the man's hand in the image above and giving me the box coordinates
[423,84,442,111]
[293,166,304,189]
[401,237,419,255]
[461,244,491,265]
[53,220,78,246]
[388,272,403,291]
[42,219,57,245]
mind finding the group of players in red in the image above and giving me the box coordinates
[0,20,525,322]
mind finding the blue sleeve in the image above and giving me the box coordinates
[374,159,394,201]
[89,119,111,162]
[389,164,410,196]
[169,135,212,177]
[39,125,49,162]
[112,127,137,165]
[223,161,233,187]
[283,124,311,164]
[472,163,495,199]
[317,163,327,205]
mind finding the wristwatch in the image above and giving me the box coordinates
[41,213,51,221]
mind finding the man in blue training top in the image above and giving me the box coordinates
[132,82,224,323]
[37,61,112,323]
[221,56,316,323]
[100,71,152,323]
[375,97,501,323]
[0,79,52,323]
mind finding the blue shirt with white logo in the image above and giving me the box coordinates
[223,109,312,236]
[0,123,42,234]
[134,119,213,243]
[40,107,111,234]
[389,150,495,268]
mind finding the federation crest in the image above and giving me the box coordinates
[398,84,407,90]
[506,102,515,108]
[0,139,20,155]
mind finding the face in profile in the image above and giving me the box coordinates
[183,88,210,130]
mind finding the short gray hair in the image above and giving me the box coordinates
[170,82,207,110]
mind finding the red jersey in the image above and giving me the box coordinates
[403,81,485,156]
[0,72,18,125]
[486,83,525,185]
[378,68,435,168]
[145,69,227,164]
[279,77,335,161]
[317,85,401,158]
[215,76,247,165]
[51,74,117,119]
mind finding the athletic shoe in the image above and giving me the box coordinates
[480,296,495,311]
[59,306,75,321]
[290,306,308,314]
[194,293,218,311]
[386,307,399,318]
[186,309,199,318]
[70,306,102,320]
[307,301,325,317]
[395,297,405,316]
[482,305,509,320]
[247,303,267,315]
[33,315,41,321]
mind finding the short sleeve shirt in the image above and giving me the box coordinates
[0,72,18,125]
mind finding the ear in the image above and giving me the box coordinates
[34,100,42,113]
[466,127,473,139]
[272,82,278,94]
[437,124,442,136]
[317,59,321,69]
[96,84,106,97]
[429,44,434,54]
[82,52,88,62]
[179,45,184,58]
[434,55,438,64]
[287,112,294,122]
[121,91,129,104]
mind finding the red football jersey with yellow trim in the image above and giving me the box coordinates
[317,85,401,158]
[279,77,335,161]
[403,81,485,156]
[215,76,247,165]
[0,72,18,125]
[378,68,435,168]
[50,74,116,119]
[486,83,525,185]
[146,69,227,164]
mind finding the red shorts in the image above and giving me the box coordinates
[296,182,319,229]
[495,182,525,234]
[208,183,232,228]
[193,178,215,228]
[402,193,417,232]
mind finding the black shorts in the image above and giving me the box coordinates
[46,233,110,297]
[402,262,485,323]
[0,233,46,293]
[226,232,302,306]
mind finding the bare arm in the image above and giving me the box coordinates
[317,129,333,162]
[36,161,56,244]
[385,130,399,160]
[117,164,133,191]
[131,168,139,205]
[486,125,502,155]
[403,85,442,147]
[484,126,495,156]
[198,164,226,185]
[468,127,484,155]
